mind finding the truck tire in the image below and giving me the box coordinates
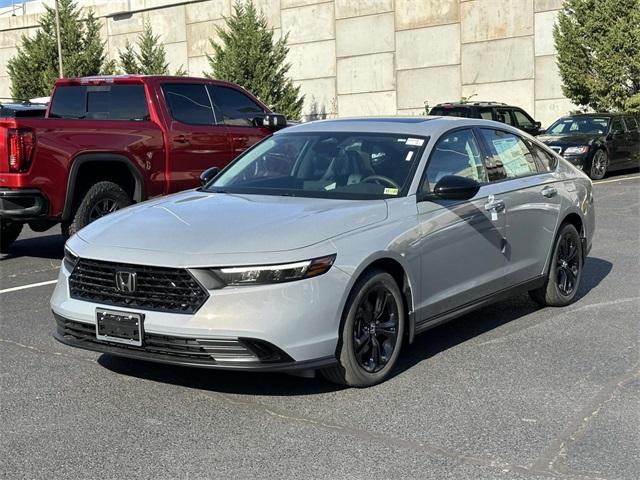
[62,181,132,238]
[1,219,23,253]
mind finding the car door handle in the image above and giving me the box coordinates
[541,185,557,198]
[174,134,190,144]
[484,199,505,212]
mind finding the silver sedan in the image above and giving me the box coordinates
[51,117,595,387]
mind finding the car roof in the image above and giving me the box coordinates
[559,113,628,118]
[432,101,510,108]
[277,116,527,138]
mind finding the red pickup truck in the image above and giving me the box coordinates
[0,75,285,251]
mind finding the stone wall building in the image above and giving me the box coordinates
[0,0,574,125]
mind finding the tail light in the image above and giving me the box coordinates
[7,128,35,173]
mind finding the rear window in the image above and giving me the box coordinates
[430,107,474,118]
[49,85,149,120]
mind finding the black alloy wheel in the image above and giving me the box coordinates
[323,269,405,387]
[89,198,120,221]
[529,223,583,307]
[555,233,580,297]
[352,285,400,373]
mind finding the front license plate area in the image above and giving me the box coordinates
[96,309,143,346]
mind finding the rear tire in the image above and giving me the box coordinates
[0,219,23,253]
[322,269,405,387]
[529,223,583,307]
[61,181,132,238]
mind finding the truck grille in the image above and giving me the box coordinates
[68,258,209,314]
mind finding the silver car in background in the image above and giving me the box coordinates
[51,117,595,387]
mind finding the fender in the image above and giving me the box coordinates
[62,153,145,220]
[335,250,419,346]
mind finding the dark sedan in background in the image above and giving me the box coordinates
[538,113,640,180]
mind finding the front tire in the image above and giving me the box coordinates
[589,149,608,180]
[322,269,405,387]
[61,181,132,238]
[0,219,23,253]
[530,223,583,307]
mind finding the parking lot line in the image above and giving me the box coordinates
[594,174,640,185]
[0,279,58,294]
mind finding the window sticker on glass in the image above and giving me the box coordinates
[405,151,414,161]
[324,182,336,191]
[406,138,425,146]
[397,138,407,143]
[492,138,530,175]
[383,187,399,195]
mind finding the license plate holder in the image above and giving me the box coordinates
[96,308,143,346]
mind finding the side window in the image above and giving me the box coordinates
[527,141,557,172]
[162,84,215,125]
[624,116,639,132]
[480,129,538,180]
[209,86,265,127]
[611,117,625,133]
[479,108,493,120]
[513,110,534,129]
[495,108,515,126]
[422,129,488,191]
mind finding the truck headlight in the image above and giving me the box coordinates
[211,255,336,286]
[564,146,589,155]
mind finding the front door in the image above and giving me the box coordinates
[208,85,272,159]
[162,83,234,193]
[415,128,507,323]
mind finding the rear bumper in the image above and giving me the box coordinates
[53,312,337,372]
[0,188,48,220]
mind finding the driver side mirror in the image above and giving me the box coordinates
[200,166,220,186]
[253,113,288,131]
[418,175,480,202]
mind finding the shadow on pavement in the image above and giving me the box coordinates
[99,257,612,394]
[1,233,65,261]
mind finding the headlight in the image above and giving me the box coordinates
[63,246,79,272]
[564,146,589,155]
[211,255,336,286]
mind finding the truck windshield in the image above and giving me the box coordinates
[49,85,149,121]
[206,132,428,200]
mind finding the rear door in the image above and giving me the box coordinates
[161,83,233,193]
[415,128,507,322]
[208,85,271,158]
[608,116,629,168]
[477,128,562,286]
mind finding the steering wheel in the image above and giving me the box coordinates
[361,175,401,190]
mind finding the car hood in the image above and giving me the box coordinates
[538,133,602,146]
[76,191,388,254]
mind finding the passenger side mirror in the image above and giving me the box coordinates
[253,113,288,131]
[200,166,220,186]
[431,175,481,201]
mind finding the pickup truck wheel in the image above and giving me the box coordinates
[0,220,23,253]
[62,181,132,238]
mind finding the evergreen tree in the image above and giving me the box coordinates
[206,1,304,120]
[554,0,640,112]
[118,20,185,76]
[7,0,112,99]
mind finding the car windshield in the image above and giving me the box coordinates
[547,117,610,135]
[206,132,428,200]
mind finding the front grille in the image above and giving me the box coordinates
[68,258,209,314]
[55,316,291,365]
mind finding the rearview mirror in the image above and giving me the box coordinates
[253,113,288,131]
[429,175,481,201]
[200,166,220,186]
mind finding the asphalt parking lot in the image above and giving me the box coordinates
[1,172,638,480]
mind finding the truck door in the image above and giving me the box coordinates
[207,85,272,158]
[162,83,233,193]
